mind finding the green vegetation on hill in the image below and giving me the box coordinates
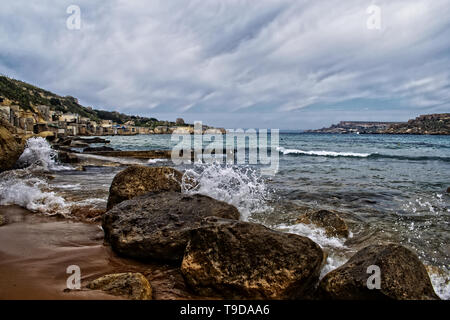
[0,75,186,128]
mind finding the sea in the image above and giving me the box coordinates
[0,133,449,299]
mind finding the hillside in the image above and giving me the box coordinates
[381,113,450,135]
[307,113,450,135]
[0,75,182,128]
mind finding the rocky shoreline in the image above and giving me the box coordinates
[0,127,445,300]
[307,113,450,135]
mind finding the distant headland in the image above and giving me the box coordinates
[306,113,450,135]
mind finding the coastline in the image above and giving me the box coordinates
[0,134,448,300]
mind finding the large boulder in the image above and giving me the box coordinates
[316,244,439,300]
[106,166,183,210]
[297,209,349,238]
[103,192,240,262]
[87,273,152,300]
[181,217,325,299]
[0,118,24,172]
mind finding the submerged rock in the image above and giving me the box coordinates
[0,118,24,172]
[87,272,152,300]
[106,165,183,210]
[57,151,79,163]
[181,217,325,299]
[317,244,439,300]
[103,192,240,262]
[297,209,349,238]
[447,186,450,193]
[83,146,114,152]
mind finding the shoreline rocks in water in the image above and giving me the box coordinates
[87,272,152,300]
[181,217,325,299]
[106,165,183,210]
[316,244,440,300]
[0,118,24,172]
[297,209,349,238]
[103,191,240,262]
[83,146,115,153]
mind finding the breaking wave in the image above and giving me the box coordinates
[16,137,72,171]
[181,162,272,221]
[0,169,69,214]
[277,146,370,158]
[277,146,450,162]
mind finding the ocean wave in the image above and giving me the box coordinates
[0,169,69,214]
[276,146,370,158]
[277,146,450,162]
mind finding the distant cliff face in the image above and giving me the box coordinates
[382,113,450,135]
[307,113,450,135]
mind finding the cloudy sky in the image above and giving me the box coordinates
[1,0,449,129]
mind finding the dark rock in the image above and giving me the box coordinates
[74,137,110,144]
[83,146,114,152]
[106,165,183,210]
[181,217,325,299]
[57,151,79,163]
[91,150,172,159]
[297,209,349,238]
[316,244,440,300]
[103,191,240,262]
[70,140,89,148]
[87,272,152,300]
[447,187,450,193]
[0,118,24,172]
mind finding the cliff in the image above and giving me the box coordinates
[307,114,450,135]
[381,113,450,135]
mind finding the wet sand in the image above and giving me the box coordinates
[0,205,204,300]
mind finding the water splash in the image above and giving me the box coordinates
[16,137,71,171]
[181,162,272,221]
[0,169,69,214]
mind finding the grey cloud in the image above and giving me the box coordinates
[0,0,449,129]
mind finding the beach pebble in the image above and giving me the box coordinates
[316,244,440,300]
[106,165,183,210]
[181,217,325,299]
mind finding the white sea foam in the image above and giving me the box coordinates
[148,158,167,164]
[277,146,370,158]
[181,162,272,221]
[319,254,348,279]
[0,170,69,214]
[275,222,347,249]
[16,137,72,171]
[428,269,450,300]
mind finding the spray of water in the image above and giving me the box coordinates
[181,162,272,221]
[16,137,71,171]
